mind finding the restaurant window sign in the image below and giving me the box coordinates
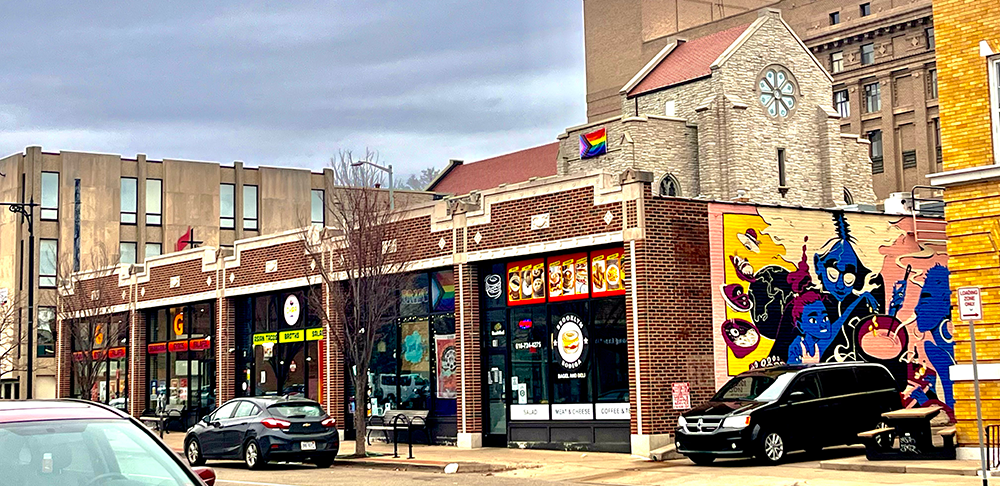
[506,249,627,306]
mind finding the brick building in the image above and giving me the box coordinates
[0,147,433,401]
[925,0,1000,459]
[584,0,938,202]
[57,165,948,457]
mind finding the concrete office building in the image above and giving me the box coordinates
[584,0,937,202]
[0,146,432,400]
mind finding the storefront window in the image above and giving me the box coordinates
[510,305,549,405]
[550,301,591,405]
[146,302,215,426]
[399,318,431,409]
[592,299,628,403]
[69,315,129,411]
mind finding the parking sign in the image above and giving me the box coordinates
[959,287,983,321]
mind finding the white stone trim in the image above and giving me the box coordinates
[621,41,680,94]
[135,291,217,310]
[951,363,1000,381]
[62,304,131,319]
[927,164,1000,187]
[465,231,622,263]
[222,276,320,298]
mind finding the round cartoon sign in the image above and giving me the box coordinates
[553,313,588,370]
[485,274,503,299]
[283,294,301,325]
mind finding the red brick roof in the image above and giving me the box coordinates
[628,23,751,97]
[429,142,559,195]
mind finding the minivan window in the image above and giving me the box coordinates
[787,374,821,400]
[856,366,896,391]
[819,368,858,397]
[713,373,794,402]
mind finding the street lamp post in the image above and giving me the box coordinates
[1,200,39,399]
[350,160,394,210]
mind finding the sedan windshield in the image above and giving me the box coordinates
[712,373,796,402]
[0,419,197,486]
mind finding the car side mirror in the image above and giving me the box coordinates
[202,415,210,424]
[788,391,806,402]
[192,466,216,486]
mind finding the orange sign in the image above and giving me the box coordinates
[173,312,185,336]
[108,347,126,359]
[591,248,626,297]
[507,258,546,306]
[147,343,168,354]
[189,338,211,351]
[547,252,589,302]
[167,340,188,353]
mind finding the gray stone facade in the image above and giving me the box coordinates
[558,9,875,207]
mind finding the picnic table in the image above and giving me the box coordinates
[858,405,956,460]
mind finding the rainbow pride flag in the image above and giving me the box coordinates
[580,127,607,158]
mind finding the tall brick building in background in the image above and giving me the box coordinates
[584,0,938,202]
[925,0,1000,459]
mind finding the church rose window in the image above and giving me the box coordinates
[758,68,796,117]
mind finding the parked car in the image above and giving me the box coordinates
[0,399,217,485]
[675,362,901,465]
[184,396,338,469]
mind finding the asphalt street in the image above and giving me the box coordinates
[207,461,568,486]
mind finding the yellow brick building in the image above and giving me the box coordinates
[927,0,1000,456]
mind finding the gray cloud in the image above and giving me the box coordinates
[0,1,584,175]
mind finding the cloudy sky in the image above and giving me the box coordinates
[0,2,585,180]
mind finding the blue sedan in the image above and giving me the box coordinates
[184,397,339,469]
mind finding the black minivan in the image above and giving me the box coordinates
[675,362,900,465]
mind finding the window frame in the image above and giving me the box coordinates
[860,2,871,17]
[861,43,875,66]
[311,189,325,225]
[834,89,850,118]
[928,68,938,99]
[777,148,787,187]
[39,238,58,288]
[990,56,1000,166]
[119,241,138,265]
[37,306,56,358]
[220,183,235,229]
[40,171,59,221]
[868,129,884,174]
[864,81,881,113]
[146,178,163,226]
[145,242,162,260]
[831,51,843,74]
[829,11,840,25]
[926,27,935,50]
[658,174,681,197]
[243,184,259,231]
[120,177,138,225]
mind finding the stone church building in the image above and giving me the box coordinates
[558,9,874,208]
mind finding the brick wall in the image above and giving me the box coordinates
[456,263,483,434]
[628,195,714,435]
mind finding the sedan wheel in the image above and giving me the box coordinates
[761,432,786,464]
[186,438,205,466]
[244,440,267,470]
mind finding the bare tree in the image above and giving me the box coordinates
[56,246,131,404]
[0,292,27,383]
[303,149,411,457]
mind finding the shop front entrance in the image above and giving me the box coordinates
[480,248,631,453]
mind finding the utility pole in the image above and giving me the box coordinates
[2,201,39,398]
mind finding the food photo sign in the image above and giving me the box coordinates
[507,258,546,305]
[506,249,627,305]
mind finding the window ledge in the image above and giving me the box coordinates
[927,164,1000,187]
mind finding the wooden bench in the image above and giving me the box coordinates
[858,427,895,439]
[366,410,429,446]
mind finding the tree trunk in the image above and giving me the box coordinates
[353,372,369,457]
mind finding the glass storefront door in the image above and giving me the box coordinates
[484,309,508,446]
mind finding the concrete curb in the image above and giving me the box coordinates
[819,460,979,476]
[336,458,517,474]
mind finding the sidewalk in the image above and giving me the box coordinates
[160,432,993,484]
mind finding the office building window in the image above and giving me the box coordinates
[311,189,325,225]
[244,185,258,231]
[861,43,875,65]
[37,306,56,358]
[834,89,850,118]
[829,12,840,25]
[146,179,162,225]
[40,239,57,287]
[902,150,917,169]
[777,148,787,187]
[928,69,938,99]
[868,130,883,174]
[831,51,843,74]
[926,28,935,49]
[40,172,59,220]
[860,2,871,16]
[119,242,137,264]
[145,242,162,260]
[220,183,235,229]
[120,177,137,224]
[864,81,881,113]
[934,118,942,165]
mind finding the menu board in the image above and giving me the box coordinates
[591,248,626,297]
[547,252,589,302]
[507,258,546,306]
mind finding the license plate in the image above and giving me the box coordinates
[301,441,316,451]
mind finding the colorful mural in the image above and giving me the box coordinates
[719,209,954,420]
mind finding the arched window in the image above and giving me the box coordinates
[843,187,855,205]
[659,174,681,197]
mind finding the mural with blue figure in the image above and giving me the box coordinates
[720,208,953,421]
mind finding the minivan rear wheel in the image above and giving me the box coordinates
[688,454,716,466]
[759,431,786,464]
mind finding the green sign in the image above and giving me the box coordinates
[252,333,278,346]
[306,328,324,341]
[279,330,305,343]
